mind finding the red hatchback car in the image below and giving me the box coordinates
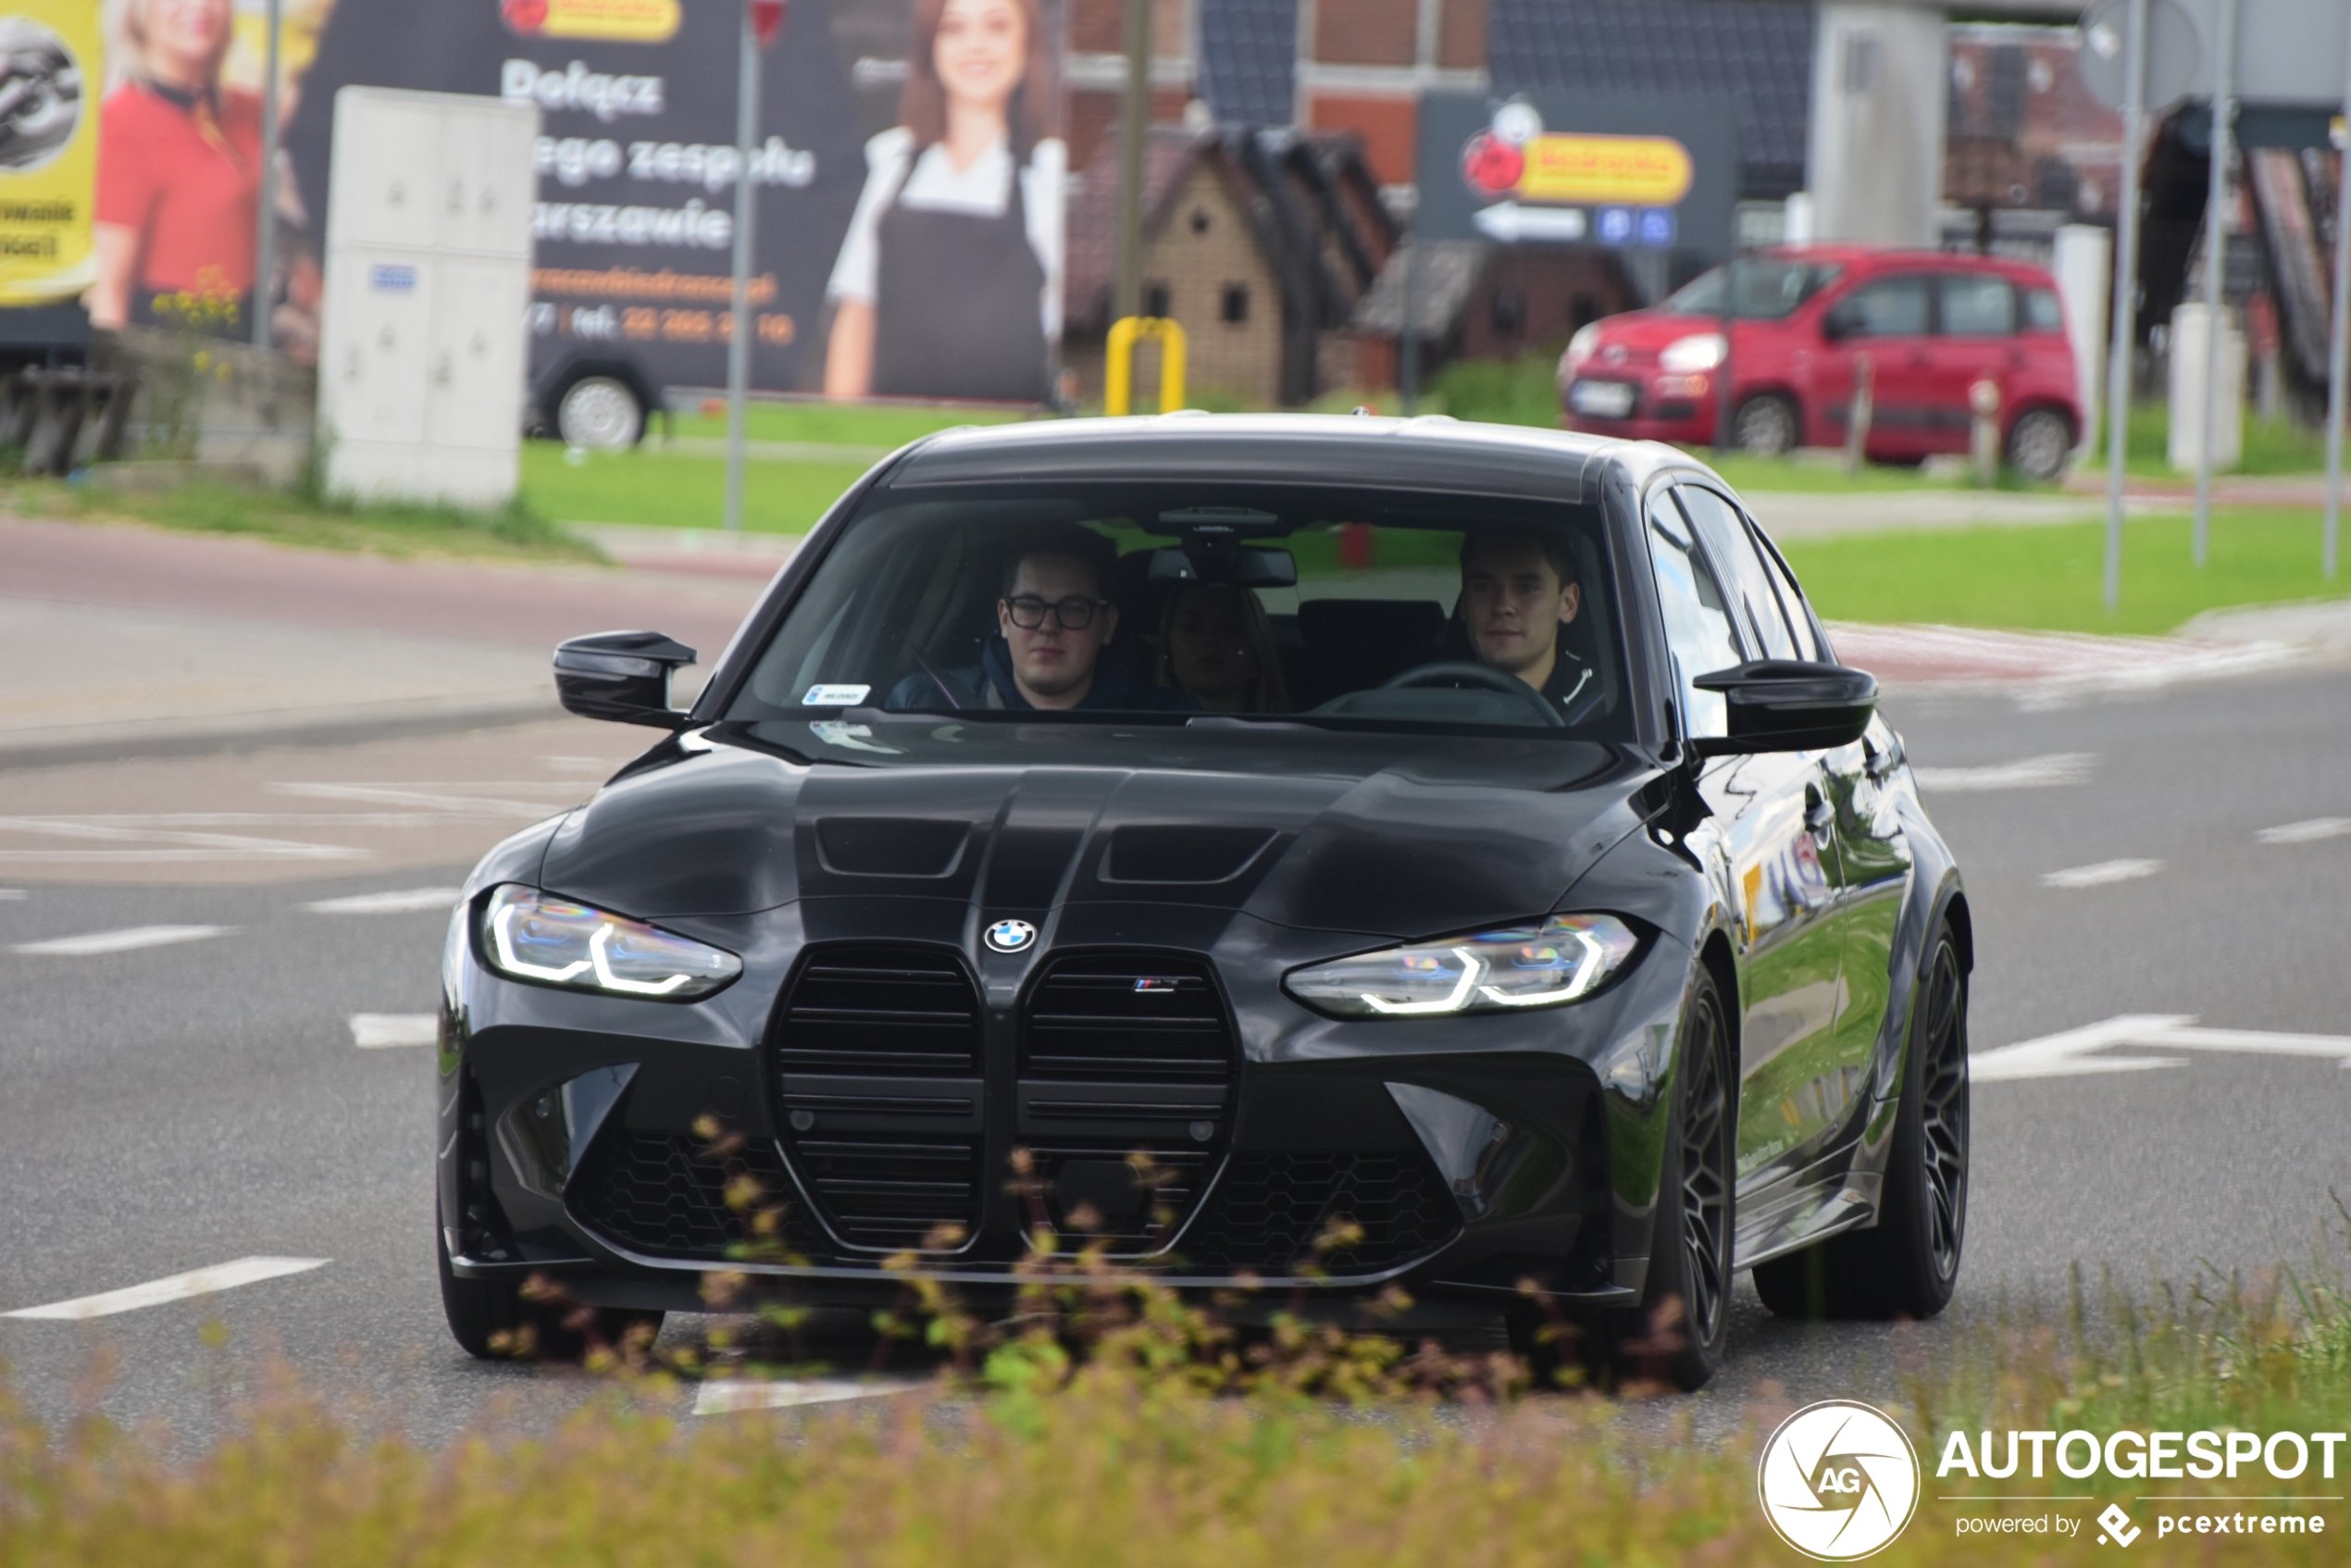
[1559,247,2081,480]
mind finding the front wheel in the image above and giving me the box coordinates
[555,374,646,450]
[2005,407,2072,483]
[1605,966,1735,1390]
[1753,922,1969,1320]
[1733,393,1799,458]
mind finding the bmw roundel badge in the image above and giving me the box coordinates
[984,918,1038,953]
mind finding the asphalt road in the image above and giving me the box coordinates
[4,666,2349,1442]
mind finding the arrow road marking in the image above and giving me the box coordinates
[4,1257,330,1320]
[1972,1014,2351,1083]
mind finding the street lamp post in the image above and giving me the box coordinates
[722,0,780,535]
[251,0,282,351]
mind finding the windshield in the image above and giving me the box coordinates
[1663,259,1843,320]
[726,482,1627,739]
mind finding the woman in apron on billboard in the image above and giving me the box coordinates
[822,0,1063,404]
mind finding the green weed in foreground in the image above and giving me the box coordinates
[1783,507,2351,635]
[5,1201,2348,1565]
[1,477,604,565]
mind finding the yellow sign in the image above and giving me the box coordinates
[1518,133,1694,206]
[0,1,100,307]
[507,0,682,44]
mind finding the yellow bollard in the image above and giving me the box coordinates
[1104,316,1187,416]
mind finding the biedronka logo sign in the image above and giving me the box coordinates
[1758,1400,1922,1561]
[0,0,100,307]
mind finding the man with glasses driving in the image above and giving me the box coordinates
[889,526,1179,712]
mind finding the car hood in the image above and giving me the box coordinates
[535,718,1658,941]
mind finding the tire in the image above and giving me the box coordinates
[438,1207,664,1361]
[555,374,646,450]
[1752,924,1970,1321]
[1604,966,1735,1390]
[2006,407,2071,483]
[1733,393,1799,458]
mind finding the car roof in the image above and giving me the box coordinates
[1759,244,2056,283]
[881,412,1713,506]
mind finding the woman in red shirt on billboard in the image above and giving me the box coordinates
[88,0,261,333]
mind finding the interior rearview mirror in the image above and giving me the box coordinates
[1689,660,1876,755]
[1148,545,1299,588]
[554,629,698,728]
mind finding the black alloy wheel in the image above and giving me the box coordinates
[1752,921,1970,1320]
[1609,968,1735,1390]
[1733,393,1799,458]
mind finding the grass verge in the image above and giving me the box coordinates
[521,442,871,534]
[4,1218,2348,1566]
[2,475,605,565]
[1783,507,2351,636]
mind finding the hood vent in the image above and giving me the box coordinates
[814,818,970,878]
[773,945,986,1251]
[1101,826,1275,885]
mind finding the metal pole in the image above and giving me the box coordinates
[723,0,759,536]
[1713,253,1735,455]
[1113,0,1151,322]
[1399,228,1422,414]
[251,0,282,350]
[2193,0,2237,567]
[2326,27,2351,579]
[2103,0,2150,613]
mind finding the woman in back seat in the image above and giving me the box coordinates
[1155,582,1290,713]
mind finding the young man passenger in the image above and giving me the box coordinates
[889,527,1176,711]
[1459,528,1595,714]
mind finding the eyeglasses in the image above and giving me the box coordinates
[1004,594,1110,631]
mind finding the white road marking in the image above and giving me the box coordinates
[3,1256,330,1320]
[2042,858,2163,889]
[2257,817,2351,846]
[693,1377,926,1415]
[1909,753,2094,792]
[12,924,234,956]
[0,888,24,900]
[1972,1014,2351,1082]
[543,755,610,771]
[269,782,578,816]
[306,887,462,915]
[350,1013,438,1048]
[0,816,368,864]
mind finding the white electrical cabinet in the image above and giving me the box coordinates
[317,88,539,509]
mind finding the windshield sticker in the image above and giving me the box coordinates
[802,684,872,707]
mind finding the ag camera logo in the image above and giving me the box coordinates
[1759,1400,1922,1560]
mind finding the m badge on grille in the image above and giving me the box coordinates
[984,918,1037,953]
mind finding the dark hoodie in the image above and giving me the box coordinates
[886,637,1192,713]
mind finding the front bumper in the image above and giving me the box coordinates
[438,902,1694,1313]
[1563,377,1718,443]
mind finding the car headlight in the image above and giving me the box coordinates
[1563,322,1603,374]
[1659,332,1727,372]
[1283,915,1639,1018]
[479,885,741,1000]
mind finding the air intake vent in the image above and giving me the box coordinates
[779,947,980,1076]
[773,945,986,1251]
[1022,955,1235,1081]
[571,1133,825,1261]
[1182,1151,1459,1275]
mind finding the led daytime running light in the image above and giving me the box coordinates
[479,885,740,1001]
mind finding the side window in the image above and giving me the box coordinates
[1644,492,1746,740]
[1676,484,1799,662]
[1748,525,1824,663]
[2021,287,2064,333]
[1831,274,1932,339]
[1939,274,2016,336]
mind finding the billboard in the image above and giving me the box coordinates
[1416,89,1736,267]
[0,0,102,308]
[84,0,1064,404]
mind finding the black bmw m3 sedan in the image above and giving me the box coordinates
[436,415,1972,1388]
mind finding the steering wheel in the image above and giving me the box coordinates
[1378,662,1566,728]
